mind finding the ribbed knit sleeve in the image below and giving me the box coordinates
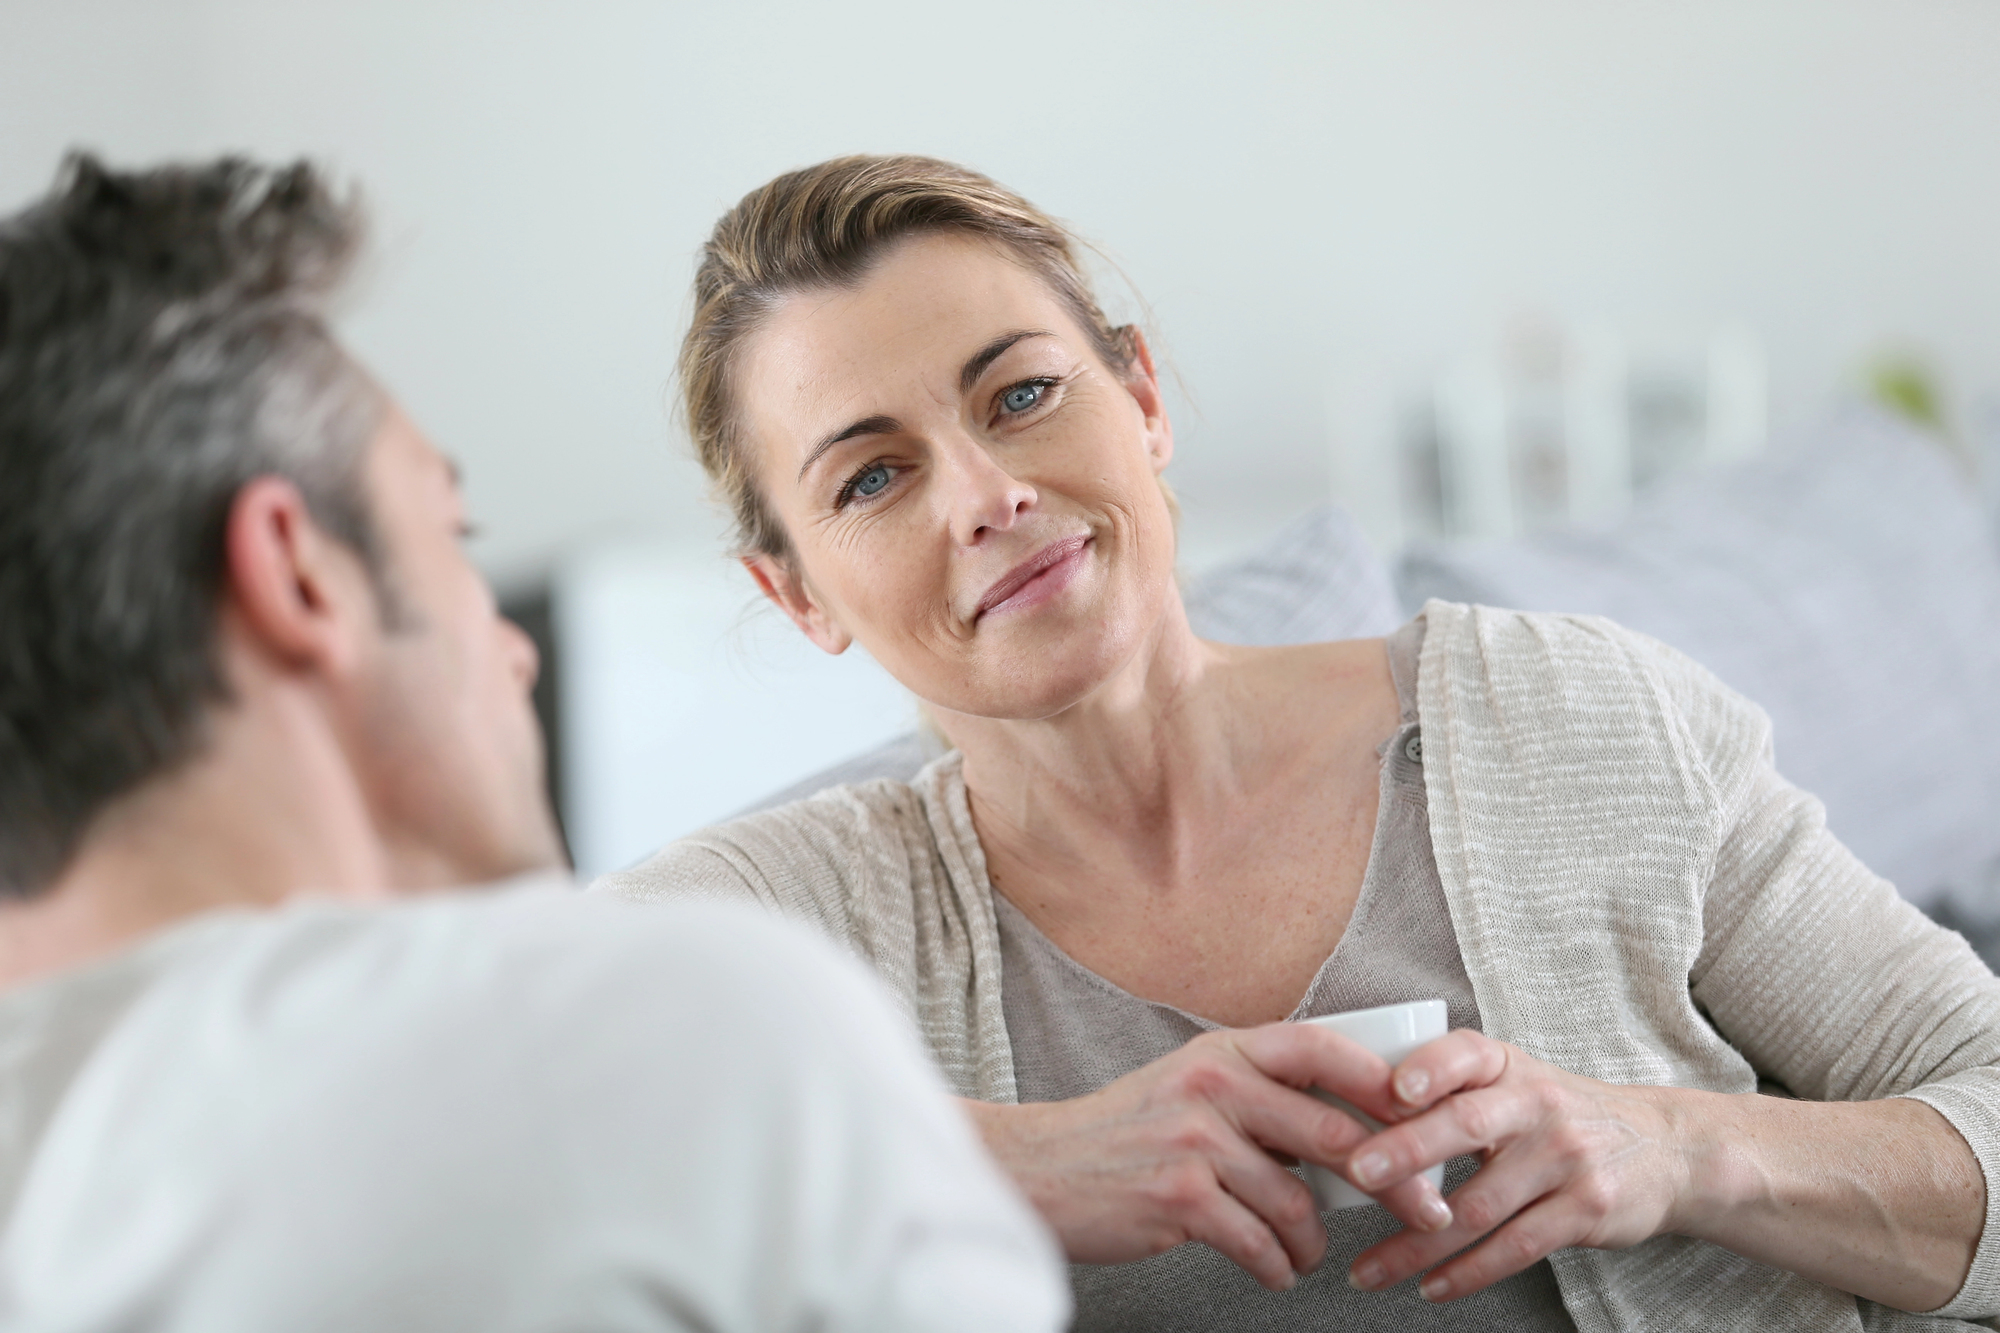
[1691,725,2000,1320]
[590,761,1018,1103]
[1421,601,1997,1330]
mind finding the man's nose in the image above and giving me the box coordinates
[499,616,541,692]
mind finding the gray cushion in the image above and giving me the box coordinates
[736,503,1404,813]
[739,731,948,814]
[1180,502,1405,647]
[1398,408,2000,918]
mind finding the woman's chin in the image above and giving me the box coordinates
[933,635,1153,724]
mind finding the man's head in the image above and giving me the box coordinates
[0,154,563,900]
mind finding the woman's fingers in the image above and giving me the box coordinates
[1197,1128,1460,1290]
[1233,1023,1403,1124]
[1214,1038,1457,1237]
[1205,1131,1331,1278]
[1179,1171,1310,1290]
[1353,1192,1584,1299]
[1388,1028,1512,1111]
[1347,1055,1684,1298]
[1349,1139,1573,1290]
[1226,1077,1375,1175]
[970,1025,1520,1294]
[1416,1195,1591,1300]
[1347,1084,1538,1194]
[1367,1169,1458,1236]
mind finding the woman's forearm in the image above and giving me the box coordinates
[1667,1089,1983,1312]
[1341,1032,1988,1311]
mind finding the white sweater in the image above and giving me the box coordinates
[0,885,1069,1332]
[600,603,2000,1331]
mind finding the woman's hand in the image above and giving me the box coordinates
[962,1023,1456,1291]
[1340,1030,1688,1301]
[1340,1030,1983,1313]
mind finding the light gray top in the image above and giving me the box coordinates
[996,618,1574,1329]
[0,888,1069,1331]
[599,601,2000,1330]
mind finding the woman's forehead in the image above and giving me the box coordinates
[739,235,1081,437]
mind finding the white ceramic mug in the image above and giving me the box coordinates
[1298,998,1449,1211]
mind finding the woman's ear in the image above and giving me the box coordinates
[1120,327,1175,474]
[743,553,854,655]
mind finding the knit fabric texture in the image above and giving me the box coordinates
[597,602,2000,1330]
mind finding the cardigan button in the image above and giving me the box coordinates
[1405,731,1424,763]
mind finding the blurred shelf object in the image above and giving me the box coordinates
[1359,323,1771,543]
[1860,354,2000,552]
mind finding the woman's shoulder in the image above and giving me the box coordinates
[590,756,968,940]
[1420,597,1751,697]
[1417,599,1774,798]
[594,773,943,899]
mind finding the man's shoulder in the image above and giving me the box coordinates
[21,882,884,1119]
[182,881,874,1039]
[2,884,1068,1331]
[8,883,932,1222]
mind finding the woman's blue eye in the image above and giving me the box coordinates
[1002,383,1045,414]
[852,465,892,498]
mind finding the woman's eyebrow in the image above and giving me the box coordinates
[795,330,1056,483]
[798,414,899,482]
[960,328,1054,393]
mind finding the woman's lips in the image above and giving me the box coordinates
[976,535,1092,621]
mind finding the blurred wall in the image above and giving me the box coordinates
[5,0,1997,585]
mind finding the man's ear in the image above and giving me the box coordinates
[1120,327,1175,474]
[223,476,375,675]
[743,553,853,655]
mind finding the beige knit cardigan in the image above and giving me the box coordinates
[598,602,2000,1331]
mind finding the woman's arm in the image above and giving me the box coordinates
[1336,1031,1982,1309]
[960,1023,1457,1291]
[1345,709,2000,1313]
[1676,1086,1981,1309]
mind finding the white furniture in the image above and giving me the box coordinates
[554,541,915,877]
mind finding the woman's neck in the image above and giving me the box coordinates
[938,597,1323,896]
[936,596,1399,1024]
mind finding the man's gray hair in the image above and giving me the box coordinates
[0,153,387,897]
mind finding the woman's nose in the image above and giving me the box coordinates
[945,442,1038,547]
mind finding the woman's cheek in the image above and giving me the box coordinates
[838,554,959,670]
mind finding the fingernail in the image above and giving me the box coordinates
[1352,1152,1389,1188]
[1348,1259,1386,1291]
[1397,1069,1430,1103]
[1419,1196,1453,1231]
[1420,1275,1450,1302]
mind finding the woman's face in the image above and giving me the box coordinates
[735,232,1178,721]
